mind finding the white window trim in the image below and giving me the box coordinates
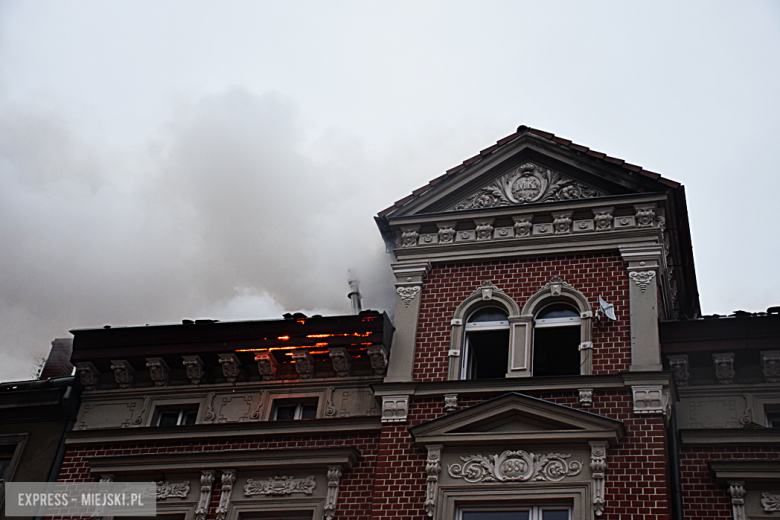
[458,505,572,520]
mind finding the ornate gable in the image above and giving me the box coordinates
[409,393,625,447]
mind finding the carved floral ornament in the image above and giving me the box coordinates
[762,493,780,512]
[448,449,583,483]
[397,285,421,307]
[453,163,602,210]
[244,475,316,496]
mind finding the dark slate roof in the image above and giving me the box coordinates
[378,125,682,217]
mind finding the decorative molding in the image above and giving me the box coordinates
[214,470,236,520]
[437,225,456,245]
[448,450,583,483]
[194,470,215,520]
[146,357,170,387]
[552,211,573,235]
[254,352,278,381]
[182,355,205,385]
[728,480,746,520]
[244,475,316,496]
[399,226,420,248]
[424,445,442,517]
[156,481,190,499]
[249,391,264,420]
[474,219,495,241]
[713,353,736,385]
[592,207,614,232]
[218,354,241,383]
[204,393,216,422]
[452,163,601,210]
[367,345,388,375]
[543,275,570,297]
[397,286,421,307]
[629,271,656,293]
[133,396,150,425]
[667,355,690,387]
[762,351,780,384]
[762,492,780,512]
[324,465,342,520]
[635,204,656,228]
[325,387,337,417]
[472,280,505,301]
[75,362,100,390]
[292,350,315,379]
[512,216,533,237]
[444,394,458,413]
[329,347,352,378]
[632,385,670,416]
[589,442,607,516]
[381,395,409,423]
[578,389,594,408]
[110,360,135,389]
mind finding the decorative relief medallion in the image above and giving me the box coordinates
[475,222,494,241]
[635,206,656,227]
[437,227,456,244]
[513,217,533,237]
[553,213,573,234]
[543,276,569,296]
[448,450,583,483]
[244,476,316,496]
[762,493,780,512]
[453,163,601,210]
[474,280,504,300]
[399,229,420,248]
[629,271,656,293]
[397,286,421,307]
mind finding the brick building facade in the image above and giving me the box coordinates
[6,126,778,520]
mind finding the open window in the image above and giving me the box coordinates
[462,307,510,380]
[532,303,582,377]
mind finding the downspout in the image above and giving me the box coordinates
[668,406,684,520]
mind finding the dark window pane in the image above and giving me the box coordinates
[533,326,581,376]
[0,457,13,479]
[158,411,180,427]
[542,510,570,520]
[301,404,318,419]
[462,512,529,520]
[467,330,510,379]
[275,405,297,421]
[537,304,579,320]
[767,412,780,427]
[183,410,197,425]
[468,307,509,323]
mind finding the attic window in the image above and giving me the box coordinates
[272,399,318,420]
[156,407,198,427]
[462,307,510,380]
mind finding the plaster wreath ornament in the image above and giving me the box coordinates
[448,450,582,483]
[629,271,656,293]
[397,286,421,307]
[453,163,601,210]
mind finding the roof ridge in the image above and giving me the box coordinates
[377,126,681,217]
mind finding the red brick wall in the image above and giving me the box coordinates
[679,446,780,520]
[56,433,378,520]
[415,253,631,382]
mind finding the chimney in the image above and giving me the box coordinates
[40,338,75,380]
[347,270,362,315]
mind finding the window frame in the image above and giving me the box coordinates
[271,397,320,421]
[532,302,583,377]
[458,505,572,520]
[461,307,511,380]
[156,407,199,427]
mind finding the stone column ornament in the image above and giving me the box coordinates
[182,355,205,385]
[713,353,736,385]
[589,442,607,516]
[218,354,241,383]
[110,360,134,389]
[214,469,236,520]
[424,445,442,517]
[324,465,342,520]
[728,480,746,520]
[75,362,100,390]
[146,357,170,387]
[620,245,663,372]
[387,261,431,382]
[194,470,216,520]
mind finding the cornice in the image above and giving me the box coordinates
[65,416,381,445]
[679,428,780,447]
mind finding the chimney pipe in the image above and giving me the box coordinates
[348,270,362,315]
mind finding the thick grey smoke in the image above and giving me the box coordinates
[0,88,406,382]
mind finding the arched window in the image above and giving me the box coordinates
[461,307,510,379]
[532,303,582,377]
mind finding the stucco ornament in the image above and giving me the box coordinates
[215,470,237,520]
[367,345,388,375]
[324,466,343,520]
[762,351,780,383]
[635,207,656,227]
[438,227,456,244]
[553,214,573,234]
[255,352,278,381]
[244,476,316,496]
[667,355,690,387]
[195,471,215,520]
[590,442,608,516]
[444,394,458,413]
[156,481,190,499]
[399,229,420,248]
[397,286,421,307]
[629,271,656,293]
[182,355,205,385]
[728,481,746,520]
[761,493,780,512]
[593,210,613,231]
[475,222,494,241]
[218,354,241,383]
[448,450,582,483]
[453,163,601,210]
[513,218,533,237]
[110,359,135,389]
[75,362,100,390]
[713,353,736,385]
[292,350,315,379]
[329,347,352,377]
[424,445,442,517]
[146,357,170,387]
[578,389,594,408]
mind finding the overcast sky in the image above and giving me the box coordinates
[0,1,778,382]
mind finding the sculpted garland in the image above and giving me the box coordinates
[453,163,601,210]
[448,449,583,483]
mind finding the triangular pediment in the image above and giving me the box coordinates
[409,393,625,447]
[380,128,679,219]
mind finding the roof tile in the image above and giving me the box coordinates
[586,150,607,159]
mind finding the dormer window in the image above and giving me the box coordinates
[532,303,582,377]
[462,307,510,380]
